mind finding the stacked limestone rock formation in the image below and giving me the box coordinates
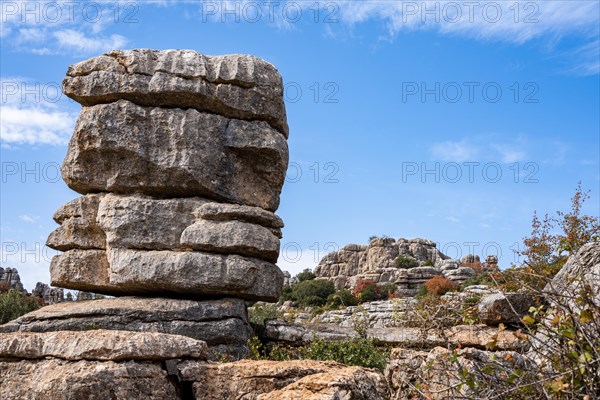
[2,49,289,359]
[0,267,25,292]
[314,237,477,295]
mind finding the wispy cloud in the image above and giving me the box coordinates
[2,1,130,56]
[430,136,533,164]
[18,215,39,223]
[53,29,127,54]
[430,139,479,162]
[0,77,77,146]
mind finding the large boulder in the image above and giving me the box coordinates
[63,49,289,136]
[177,359,389,400]
[544,240,600,306]
[478,292,536,326]
[50,249,283,301]
[0,330,207,361]
[0,359,180,400]
[62,100,288,211]
[0,297,251,359]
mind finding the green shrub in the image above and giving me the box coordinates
[379,283,398,299]
[326,289,358,308]
[289,279,335,308]
[395,255,419,269]
[279,285,293,303]
[0,290,40,324]
[416,284,427,298]
[296,268,316,282]
[422,258,435,266]
[302,337,388,371]
[248,303,279,326]
[352,280,380,303]
[462,272,493,288]
[302,295,326,307]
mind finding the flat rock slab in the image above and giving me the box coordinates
[62,100,288,211]
[47,194,283,261]
[50,248,283,301]
[0,359,179,400]
[0,297,251,359]
[0,330,207,361]
[178,359,389,400]
[63,49,288,137]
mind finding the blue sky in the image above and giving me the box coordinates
[1,0,599,290]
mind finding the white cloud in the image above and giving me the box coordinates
[492,144,526,163]
[18,215,39,223]
[336,1,599,42]
[0,77,77,146]
[2,1,130,56]
[430,136,532,164]
[1,106,75,146]
[54,29,127,54]
[445,216,459,223]
[430,139,479,162]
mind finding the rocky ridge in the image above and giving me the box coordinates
[314,237,497,295]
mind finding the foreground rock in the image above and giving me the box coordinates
[0,359,180,400]
[478,292,537,325]
[178,359,389,400]
[50,248,283,301]
[1,358,388,400]
[0,330,207,361]
[62,101,288,210]
[0,297,251,358]
[63,49,289,136]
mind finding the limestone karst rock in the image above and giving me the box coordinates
[0,267,25,292]
[2,49,289,364]
[314,237,478,295]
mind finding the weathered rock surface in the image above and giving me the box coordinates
[178,359,389,400]
[314,237,483,294]
[478,292,536,325]
[181,219,280,262]
[62,100,288,211]
[47,194,283,261]
[46,194,106,251]
[386,346,535,400]
[97,194,206,250]
[545,240,600,306]
[50,249,283,301]
[0,330,207,361]
[0,267,25,292]
[0,359,179,400]
[63,49,289,136]
[0,297,251,358]
[31,283,64,305]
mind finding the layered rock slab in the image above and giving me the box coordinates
[50,249,283,301]
[62,100,288,211]
[0,359,180,400]
[0,330,207,361]
[177,359,389,400]
[0,297,251,358]
[63,49,289,136]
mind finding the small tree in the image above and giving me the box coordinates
[296,268,316,282]
[352,280,380,303]
[423,275,457,296]
[0,290,40,324]
[395,255,419,269]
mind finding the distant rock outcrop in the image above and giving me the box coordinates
[0,267,24,292]
[31,283,64,305]
[314,237,477,295]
